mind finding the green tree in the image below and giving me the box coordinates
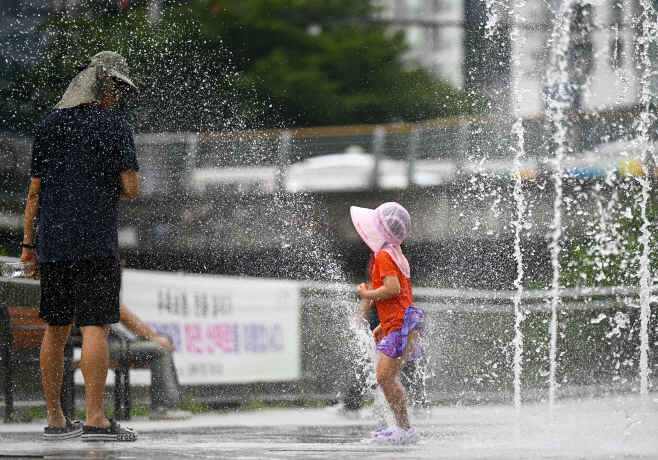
[2,0,478,134]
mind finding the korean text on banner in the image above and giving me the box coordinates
[121,269,300,385]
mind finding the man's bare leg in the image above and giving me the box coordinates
[41,325,72,427]
[80,325,112,428]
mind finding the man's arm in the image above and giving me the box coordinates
[120,169,139,200]
[19,178,40,277]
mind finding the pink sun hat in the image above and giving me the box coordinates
[350,202,411,253]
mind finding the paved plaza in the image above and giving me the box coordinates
[1,395,657,459]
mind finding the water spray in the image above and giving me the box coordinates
[509,0,528,418]
[545,0,577,412]
[634,0,657,405]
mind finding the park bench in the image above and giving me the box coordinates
[1,302,133,422]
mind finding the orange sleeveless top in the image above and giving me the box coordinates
[371,251,414,337]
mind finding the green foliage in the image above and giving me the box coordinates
[13,405,45,423]
[2,0,478,134]
[559,180,658,288]
[75,407,87,421]
[75,405,116,420]
[438,306,647,400]
[179,398,209,414]
[74,400,151,419]
[130,402,151,417]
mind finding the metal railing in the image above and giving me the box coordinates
[0,270,656,410]
[134,109,648,196]
[1,265,654,410]
[1,109,651,202]
[301,281,655,403]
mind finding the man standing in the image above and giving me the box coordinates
[20,51,140,442]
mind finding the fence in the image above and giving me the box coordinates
[129,109,649,197]
[1,109,653,200]
[1,262,654,411]
[1,110,653,261]
[303,282,657,405]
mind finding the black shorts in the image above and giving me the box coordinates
[39,257,121,327]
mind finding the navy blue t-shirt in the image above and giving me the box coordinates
[30,105,139,262]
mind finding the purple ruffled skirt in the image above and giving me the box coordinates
[376,306,424,361]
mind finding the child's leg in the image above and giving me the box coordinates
[376,329,420,430]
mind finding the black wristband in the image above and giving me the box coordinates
[20,243,37,250]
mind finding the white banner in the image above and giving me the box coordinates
[119,269,300,385]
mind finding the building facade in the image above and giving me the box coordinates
[377,0,649,116]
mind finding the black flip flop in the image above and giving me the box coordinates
[43,417,83,441]
[82,419,137,442]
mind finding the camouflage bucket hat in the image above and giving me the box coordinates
[54,51,139,109]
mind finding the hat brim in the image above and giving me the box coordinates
[351,206,386,253]
[108,69,137,90]
[54,66,139,110]
[109,69,139,105]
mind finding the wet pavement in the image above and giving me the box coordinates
[2,395,657,459]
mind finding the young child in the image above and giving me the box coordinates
[351,202,424,445]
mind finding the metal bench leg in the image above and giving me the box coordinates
[114,365,123,420]
[122,363,131,421]
[114,365,131,420]
[3,363,12,424]
[1,303,15,423]
[114,340,131,421]
[61,336,75,419]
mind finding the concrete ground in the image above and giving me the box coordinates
[1,395,657,459]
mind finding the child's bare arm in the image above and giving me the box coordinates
[373,324,383,342]
[357,276,401,301]
[353,296,374,327]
